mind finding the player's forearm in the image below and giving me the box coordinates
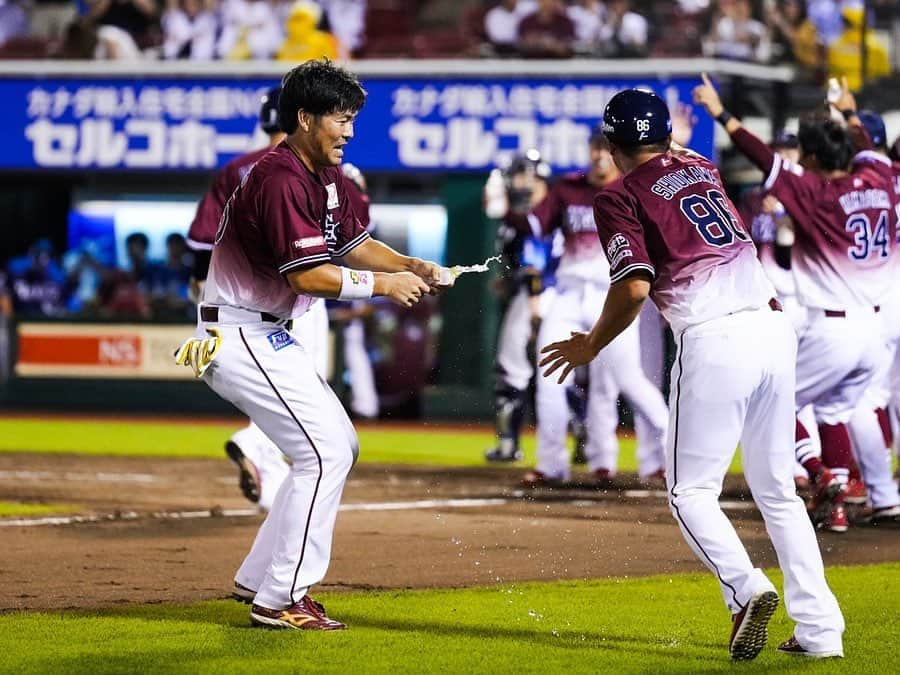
[586,277,650,354]
[729,127,777,176]
[287,262,397,301]
[341,238,415,273]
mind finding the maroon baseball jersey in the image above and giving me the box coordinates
[507,173,605,284]
[204,142,370,319]
[188,146,274,252]
[593,150,775,333]
[517,10,575,56]
[732,125,896,309]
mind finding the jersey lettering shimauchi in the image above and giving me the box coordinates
[732,129,895,310]
[204,142,370,319]
[508,173,607,284]
[593,150,775,333]
[188,146,274,251]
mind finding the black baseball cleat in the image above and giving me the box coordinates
[484,446,523,463]
[729,590,779,661]
[231,581,256,603]
[225,441,261,503]
[776,635,843,658]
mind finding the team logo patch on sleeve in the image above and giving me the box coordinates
[266,329,295,351]
[606,233,633,268]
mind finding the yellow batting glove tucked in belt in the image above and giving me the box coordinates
[174,328,222,378]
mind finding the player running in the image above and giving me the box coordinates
[694,75,896,532]
[187,60,446,630]
[540,88,844,660]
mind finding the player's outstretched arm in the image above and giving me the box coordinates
[538,275,650,384]
[693,72,776,175]
[341,238,443,289]
[286,262,430,308]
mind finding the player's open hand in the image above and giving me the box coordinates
[539,331,598,384]
[385,271,430,307]
[692,73,724,118]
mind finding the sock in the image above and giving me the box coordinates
[875,407,893,448]
[795,418,822,472]
[819,422,852,484]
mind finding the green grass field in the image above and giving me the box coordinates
[0,564,890,674]
[0,417,749,473]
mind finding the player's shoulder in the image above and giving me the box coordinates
[593,176,634,212]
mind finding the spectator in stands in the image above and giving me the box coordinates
[484,0,536,54]
[517,0,576,58]
[149,232,192,319]
[63,240,107,314]
[767,0,821,68]
[217,0,282,59]
[124,231,154,292]
[703,0,770,62]
[5,238,68,318]
[29,0,79,41]
[566,0,605,54]
[598,0,649,57]
[0,271,11,318]
[0,1,29,46]
[806,0,844,47]
[97,231,152,319]
[87,0,161,49]
[162,0,218,60]
[276,1,339,61]
[827,4,890,90]
[315,0,366,54]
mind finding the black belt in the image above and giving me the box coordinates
[769,298,782,312]
[200,306,292,329]
[824,305,880,318]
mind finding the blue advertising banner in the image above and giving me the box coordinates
[1,75,711,172]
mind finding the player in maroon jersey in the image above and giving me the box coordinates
[694,74,896,532]
[540,88,844,660]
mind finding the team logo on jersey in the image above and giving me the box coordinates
[325,182,339,209]
[324,213,339,247]
[266,330,295,352]
[606,233,633,268]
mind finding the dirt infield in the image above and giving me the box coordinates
[0,453,896,612]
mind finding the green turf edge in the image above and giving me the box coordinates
[0,564,891,674]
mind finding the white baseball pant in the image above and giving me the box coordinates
[343,314,379,419]
[227,300,331,511]
[202,316,356,610]
[495,286,556,392]
[535,281,668,480]
[667,307,843,654]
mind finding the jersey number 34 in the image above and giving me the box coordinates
[845,211,890,261]
[680,189,749,248]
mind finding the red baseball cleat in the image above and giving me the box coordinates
[250,596,346,630]
[843,477,867,505]
[729,590,779,661]
[777,635,843,658]
[826,503,849,533]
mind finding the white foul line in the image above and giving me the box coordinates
[0,470,158,483]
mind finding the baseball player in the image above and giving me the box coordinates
[844,109,900,523]
[187,60,446,630]
[187,85,328,512]
[695,76,896,533]
[541,87,844,660]
[483,151,556,463]
[504,130,669,485]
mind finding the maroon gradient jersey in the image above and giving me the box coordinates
[508,173,606,284]
[731,129,895,309]
[187,146,274,252]
[593,150,775,333]
[204,142,370,319]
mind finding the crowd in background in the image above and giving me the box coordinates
[0,233,194,321]
[0,1,895,83]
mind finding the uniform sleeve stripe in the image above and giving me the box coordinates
[186,237,214,251]
[333,231,371,257]
[610,263,655,284]
[853,150,892,166]
[526,213,543,239]
[763,153,782,191]
[278,253,331,274]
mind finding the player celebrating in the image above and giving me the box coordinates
[193,60,445,630]
[187,85,328,512]
[694,75,896,533]
[540,88,844,660]
[506,129,669,486]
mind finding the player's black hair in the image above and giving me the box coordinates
[613,137,671,158]
[797,113,853,172]
[279,59,367,134]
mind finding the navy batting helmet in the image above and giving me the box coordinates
[857,109,886,148]
[602,89,672,146]
[259,86,282,134]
